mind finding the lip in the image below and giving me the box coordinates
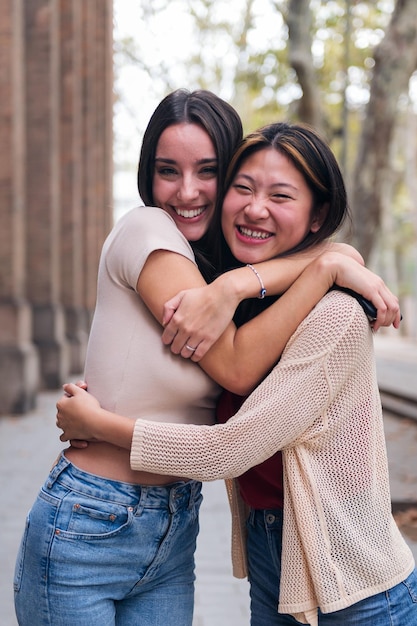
[235,224,274,243]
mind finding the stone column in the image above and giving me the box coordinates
[0,0,39,413]
[24,0,70,388]
[82,0,113,322]
[0,0,113,414]
[59,0,88,374]
[103,0,114,236]
[97,0,114,242]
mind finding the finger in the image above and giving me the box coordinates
[169,330,192,354]
[70,439,88,449]
[374,301,399,331]
[63,382,78,393]
[393,310,402,329]
[372,319,380,332]
[180,342,199,359]
[62,382,84,397]
[189,339,211,362]
[161,324,178,346]
[162,293,182,326]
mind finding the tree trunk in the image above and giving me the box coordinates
[285,0,324,132]
[350,0,417,262]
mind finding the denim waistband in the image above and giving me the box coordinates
[45,451,201,513]
[248,507,284,528]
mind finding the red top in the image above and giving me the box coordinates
[216,390,284,509]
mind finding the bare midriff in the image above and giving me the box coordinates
[64,443,187,486]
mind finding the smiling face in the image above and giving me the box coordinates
[221,147,322,264]
[152,123,218,242]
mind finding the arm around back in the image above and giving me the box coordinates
[130,290,372,478]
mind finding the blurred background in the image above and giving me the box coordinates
[1,0,417,415]
[1,4,417,624]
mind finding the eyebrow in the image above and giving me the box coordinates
[155,157,218,165]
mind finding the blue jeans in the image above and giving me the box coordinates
[247,508,417,625]
[14,453,202,625]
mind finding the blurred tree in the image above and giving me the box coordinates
[115,0,417,331]
[349,0,417,262]
[279,0,417,265]
[285,0,324,131]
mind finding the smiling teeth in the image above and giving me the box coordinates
[175,207,205,218]
[239,226,270,239]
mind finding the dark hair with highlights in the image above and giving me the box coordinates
[211,121,352,324]
[219,121,350,263]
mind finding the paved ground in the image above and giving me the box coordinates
[0,394,250,626]
[1,333,416,625]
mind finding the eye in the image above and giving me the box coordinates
[155,166,178,178]
[199,166,218,179]
[271,192,292,201]
[233,183,252,193]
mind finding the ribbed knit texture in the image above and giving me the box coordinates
[131,291,414,623]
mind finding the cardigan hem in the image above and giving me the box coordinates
[279,558,415,621]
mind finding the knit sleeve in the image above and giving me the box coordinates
[130,291,370,480]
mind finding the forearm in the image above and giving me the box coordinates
[90,409,135,450]
[214,242,362,302]
[212,253,317,303]
[201,254,336,394]
[130,346,331,480]
[129,291,365,479]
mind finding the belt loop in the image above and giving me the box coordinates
[247,508,256,527]
[168,485,177,514]
[46,451,70,489]
[169,481,193,514]
[188,481,196,510]
[134,485,146,517]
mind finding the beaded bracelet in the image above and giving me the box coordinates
[247,264,266,299]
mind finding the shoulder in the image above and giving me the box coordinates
[106,206,193,259]
[314,289,368,324]
[114,206,181,235]
[310,290,371,342]
[283,290,371,362]
[102,206,195,287]
[296,288,369,325]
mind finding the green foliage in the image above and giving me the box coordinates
[114,0,416,304]
[117,1,395,135]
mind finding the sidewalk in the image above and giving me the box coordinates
[0,391,250,626]
[374,332,417,403]
[1,334,416,625]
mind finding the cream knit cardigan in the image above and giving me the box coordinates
[131,290,414,625]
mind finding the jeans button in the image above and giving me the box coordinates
[266,513,275,524]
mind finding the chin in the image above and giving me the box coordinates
[232,249,267,265]
[181,228,206,243]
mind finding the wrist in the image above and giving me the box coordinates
[95,409,135,449]
[246,264,266,299]
[213,271,244,306]
[310,252,340,290]
[328,242,364,265]
[91,408,115,441]
[221,265,268,302]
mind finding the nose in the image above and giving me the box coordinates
[243,196,269,220]
[177,174,199,202]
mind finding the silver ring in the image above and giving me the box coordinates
[185,344,196,352]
